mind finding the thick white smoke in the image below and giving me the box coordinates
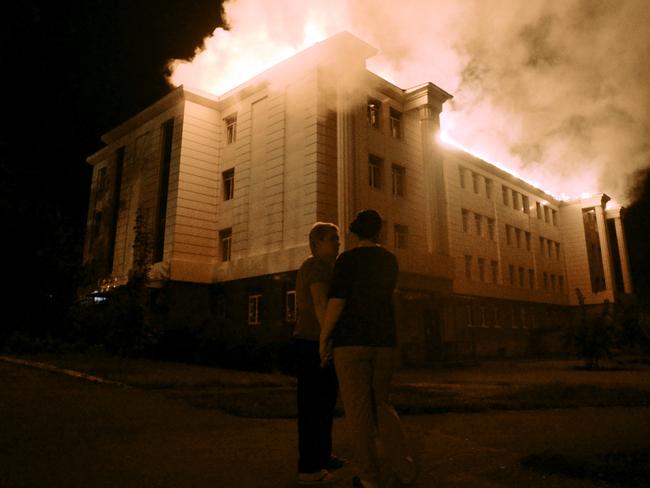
[167,0,650,202]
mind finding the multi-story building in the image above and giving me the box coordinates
[83,33,633,363]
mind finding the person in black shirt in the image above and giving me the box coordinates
[320,209,416,488]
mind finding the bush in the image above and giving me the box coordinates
[65,283,158,358]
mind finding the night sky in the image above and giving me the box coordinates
[2,1,649,333]
[2,1,225,329]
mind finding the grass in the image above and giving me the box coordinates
[10,353,650,418]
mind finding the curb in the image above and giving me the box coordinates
[0,355,130,388]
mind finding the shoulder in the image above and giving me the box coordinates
[298,256,315,272]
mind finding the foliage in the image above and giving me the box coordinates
[573,310,616,369]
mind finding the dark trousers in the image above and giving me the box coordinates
[295,338,339,473]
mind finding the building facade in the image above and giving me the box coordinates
[83,33,633,363]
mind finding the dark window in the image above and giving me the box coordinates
[485,178,493,199]
[464,255,472,280]
[225,114,237,144]
[369,155,383,189]
[219,228,232,262]
[248,294,262,325]
[389,108,402,139]
[394,224,408,249]
[155,118,174,262]
[491,260,499,283]
[222,168,235,200]
[462,209,470,233]
[107,147,125,272]
[367,98,381,128]
[472,173,480,194]
[478,258,486,282]
[286,290,297,322]
[522,195,530,214]
[502,185,509,206]
[392,164,405,196]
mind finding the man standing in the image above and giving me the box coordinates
[294,222,346,484]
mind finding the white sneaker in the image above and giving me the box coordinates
[297,469,338,485]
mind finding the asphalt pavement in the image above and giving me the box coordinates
[1,360,649,487]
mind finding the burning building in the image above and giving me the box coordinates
[83,33,633,363]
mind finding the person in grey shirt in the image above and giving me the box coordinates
[294,222,346,484]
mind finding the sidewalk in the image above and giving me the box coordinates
[2,353,649,417]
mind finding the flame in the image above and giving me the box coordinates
[166,0,630,205]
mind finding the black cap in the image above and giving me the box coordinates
[349,209,382,239]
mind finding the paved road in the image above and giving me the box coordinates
[1,361,649,487]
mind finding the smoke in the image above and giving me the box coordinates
[167,0,650,203]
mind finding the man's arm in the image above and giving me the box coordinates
[309,282,329,326]
[319,298,345,365]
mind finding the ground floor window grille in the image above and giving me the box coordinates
[248,294,262,325]
[286,290,297,322]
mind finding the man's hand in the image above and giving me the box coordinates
[319,338,333,367]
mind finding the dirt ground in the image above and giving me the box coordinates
[1,360,649,487]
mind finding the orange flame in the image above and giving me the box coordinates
[166,0,623,207]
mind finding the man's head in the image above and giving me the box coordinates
[309,222,340,260]
[349,209,382,242]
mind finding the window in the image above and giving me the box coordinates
[512,191,520,211]
[491,260,499,283]
[487,218,495,240]
[544,205,551,223]
[394,224,408,249]
[552,209,558,226]
[91,211,103,243]
[522,195,530,214]
[519,267,525,287]
[225,114,237,144]
[555,242,561,260]
[547,240,553,258]
[528,269,535,288]
[502,185,509,206]
[368,155,383,189]
[551,274,557,291]
[485,178,493,199]
[389,108,402,139]
[515,228,522,248]
[478,258,486,282]
[392,164,405,197]
[464,255,472,280]
[509,265,515,285]
[472,173,480,194]
[559,275,564,291]
[475,214,483,236]
[219,228,232,262]
[367,98,381,128]
[525,231,531,251]
[539,237,546,257]
[248,294,262,325]
[286,290,297,322]
[96,166,108,195]
[506,225,512,245]
[462,209,470,233]
[543,272,548,290]
[536,201,542,219]
[222,168,235,200]
[459,167,466,189]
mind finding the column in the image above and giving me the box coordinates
[419,105,449,255]
[337,80,356,251]
[614,216,634,293]
[594,204,614,293]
